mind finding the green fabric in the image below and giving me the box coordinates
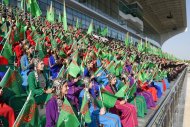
[80,91,91,123]
[80,62,85,75]
[59,50,67,58]
[100,27,108,36]
[46,2,54,23]
[0,68,23,95]
[63,2,68,31]
[0,116,9,127]
[130,96,147,118]
[30,0,42,17]
[87,20,93,35]
[9,94,28,116]
[26,0,31,11]
[50,38,57,49]
[0,22,7,36]
[3,0,9,5]
[139,72,147,82]
[130,54,136,62]
[68,61,81,78]
[35,41,46,59]
[115,61,122,77]
[27,72,44,96]
[127,84,137,99]
[13,92,40,127]
[115,85,129,98]
[0,65,9,72]
[108,63,115,75]
[20,0,24,10]
[1,38,14,64]
[58,12,62,23]
[56,98,80,127]
[125,33,129,47]
[102,90,118,108]
[75,18,79,29]
[137,42,144,52]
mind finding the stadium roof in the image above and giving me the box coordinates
[126,0,187,46]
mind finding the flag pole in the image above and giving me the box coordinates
[13,91,32,127]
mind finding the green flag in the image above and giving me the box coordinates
[137,39,144,52]
[101,89,118,108]
[63,1,68,31]
[115,85,129,98]
[100,27,108,36]
[80,91,91,123]
[97,26,101,35]
[68,61,81,78]
[46,2,55,23]
[1,37,14,64]
[30,0,42,17]
[26,0,32,11]
[129,54,136,63]
[139,72,146,82]
[13,91,40,127]
[59,50,67,58]
[107,62,116,75]
[127,84,137,99]
[87,20,93,35]
[50,37,57,49]
[125,32,129,47]
[0,22,7,36]
[20,0,24,10]
[3,0,9,5]
[58,12,62,23]
[75,18,79,29]
[0,68,23,95]
[35,41,46,59]
[56,98,80,127]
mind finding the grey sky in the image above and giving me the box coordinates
[162,0,190,60]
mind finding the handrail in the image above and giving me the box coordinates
[146,67,187,127]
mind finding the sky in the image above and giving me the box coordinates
[162,0,190,60]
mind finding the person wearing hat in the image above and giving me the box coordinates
[104,74,138,127]
[79,77,122,127]
[45,78,69,127]
[27,58,52,105]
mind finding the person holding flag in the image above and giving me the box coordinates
[79,77,122,127]
[45,78,68,126]
[105,74,138,127]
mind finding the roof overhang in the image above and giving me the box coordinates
[126,0,187,46]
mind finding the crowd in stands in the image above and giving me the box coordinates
[0,3,187,127]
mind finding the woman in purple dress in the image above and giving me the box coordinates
[45,78,69,127]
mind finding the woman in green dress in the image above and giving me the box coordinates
[27,58,53,105]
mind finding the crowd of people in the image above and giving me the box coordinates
[0,3,187,127]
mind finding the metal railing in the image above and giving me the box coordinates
[146,68,187,127]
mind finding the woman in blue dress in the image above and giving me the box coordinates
[20,45,34,90]
[79,77,122,127]
[49,50,62,79]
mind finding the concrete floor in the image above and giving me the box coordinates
[183,69,190,127]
